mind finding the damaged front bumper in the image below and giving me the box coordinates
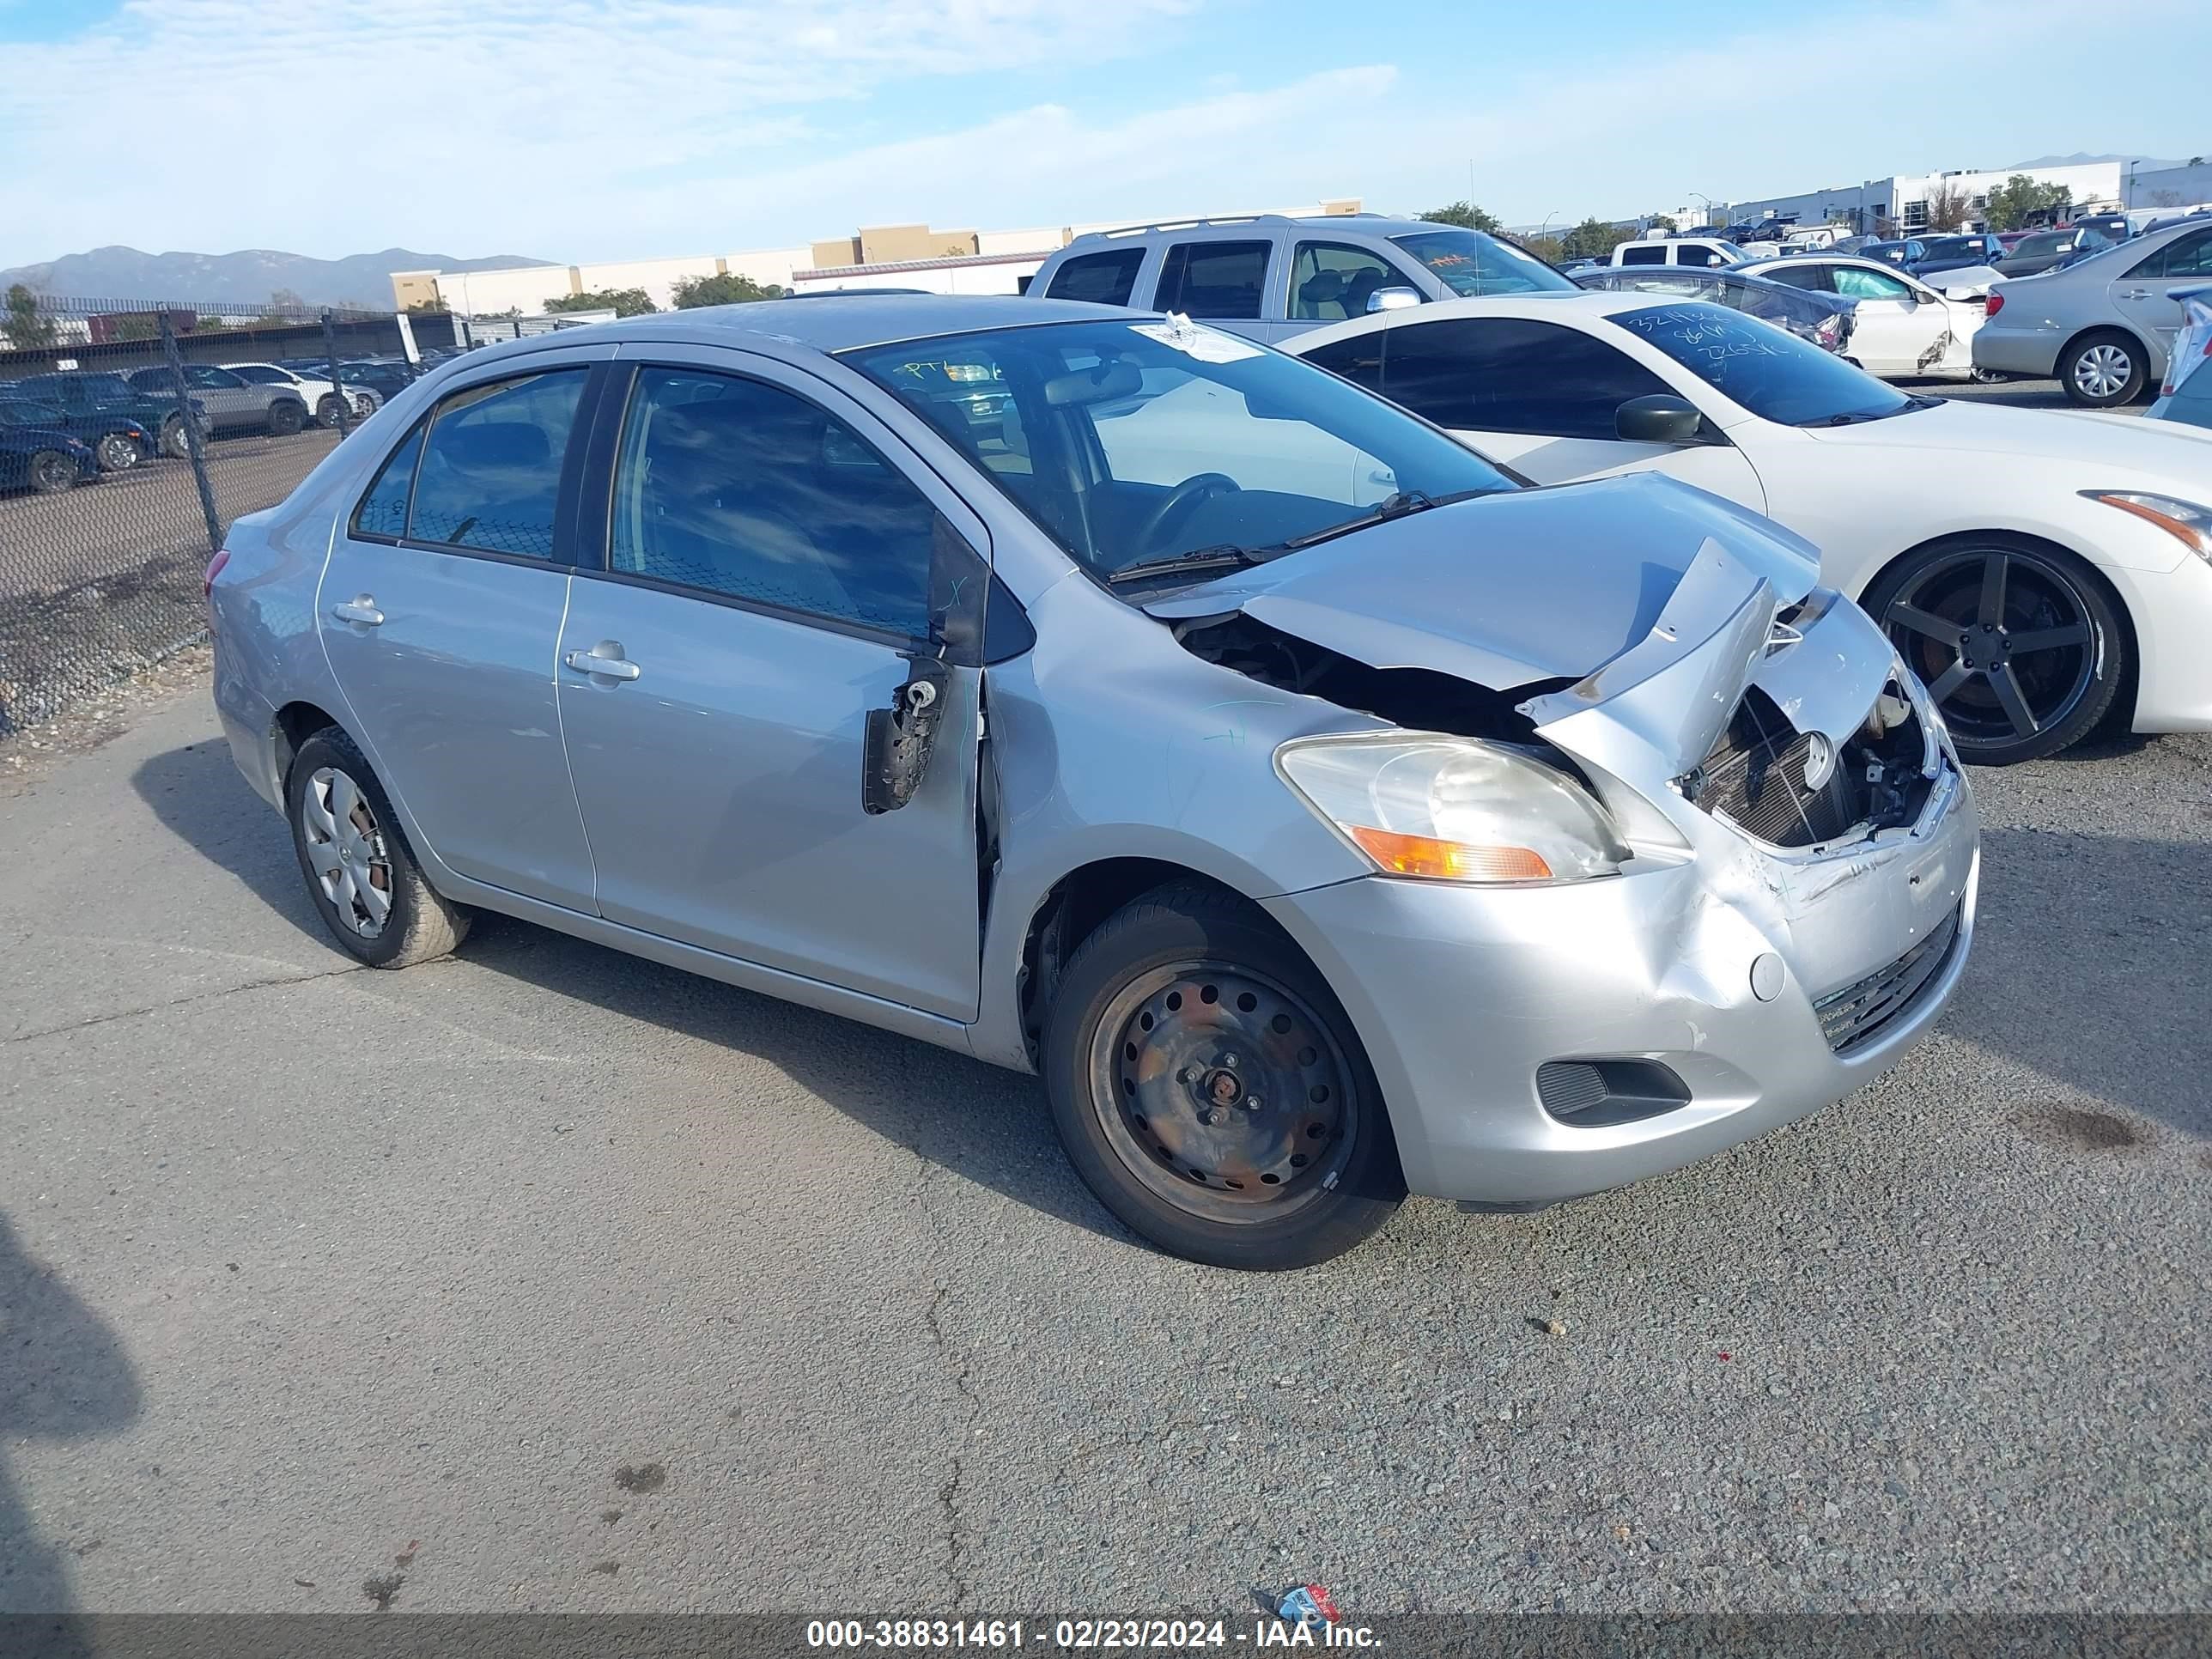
[1262,550,1981,1207]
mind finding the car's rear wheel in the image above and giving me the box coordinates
[286,727,472,968]
[94,432,140,472]
[1043,881,1403,1269]
[27,450,76,494]
[1865,537,2125,765]
[2060,330,2147,407]
[268,398,306,436]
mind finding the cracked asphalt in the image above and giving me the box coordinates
[1,680,2208,1616]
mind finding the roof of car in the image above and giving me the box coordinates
[476,295,1143,362]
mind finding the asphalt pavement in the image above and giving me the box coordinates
[0,678,2207,1616]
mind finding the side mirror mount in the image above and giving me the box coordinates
[1365,286,1423,313]
[1616,393,1707,447]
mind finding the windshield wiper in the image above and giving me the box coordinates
[1105,544,1268,586]
[1816,395,1943,428]
[1278,488,1488,552]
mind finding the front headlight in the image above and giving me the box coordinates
[2084,490,2212,561]
[1276,733,1628,884]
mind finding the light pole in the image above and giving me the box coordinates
[1690,191,1714,228]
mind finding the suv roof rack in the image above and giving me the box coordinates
[1088,213,1301,240]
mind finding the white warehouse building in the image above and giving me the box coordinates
[1725,155,2179,234]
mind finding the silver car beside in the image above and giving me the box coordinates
[209,296,1978,1269]
[1973,214,2212,405]
[125,363,310,435]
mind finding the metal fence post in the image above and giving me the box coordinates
[159,307,224,557]
[320,308,354,437]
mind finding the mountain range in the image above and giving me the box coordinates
[0,246,556,309]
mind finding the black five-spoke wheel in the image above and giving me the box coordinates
[1867,538,2124,765]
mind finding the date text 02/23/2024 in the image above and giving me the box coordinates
[805,1620,1381,1650]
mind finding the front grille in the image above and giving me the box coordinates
[1814,903,1964,1054]
[1687,688,1864,847]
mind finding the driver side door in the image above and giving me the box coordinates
[1826,264,1948,375]
[1301,315,1767,512]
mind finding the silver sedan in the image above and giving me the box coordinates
[208,296,1978,1267]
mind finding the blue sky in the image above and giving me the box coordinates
[2,0,2207,268]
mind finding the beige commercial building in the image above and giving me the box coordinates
[392,202,1363,315]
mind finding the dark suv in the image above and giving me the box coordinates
[0,394,155,471]
[10,370,210,459]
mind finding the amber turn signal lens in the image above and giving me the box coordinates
[1347,826,1552,882]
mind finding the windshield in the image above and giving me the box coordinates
[844,319,1516,583]
[1923,237,1978,258]
[1614,301,1914,426]
[1387,229,1577,297]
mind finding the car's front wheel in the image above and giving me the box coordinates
[94,432,140,472]
[268,398,306,436]
[316,393,347,428]
[1865,537,2126,765]
[286,727,472,968]
[2060,330,2147,407]
[158,416,191,459]
[27,450,76,494]
[1043,881,1403,1269]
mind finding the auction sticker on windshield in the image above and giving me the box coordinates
[1131,317,1262,363]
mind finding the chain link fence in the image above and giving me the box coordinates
[0,294,491,735]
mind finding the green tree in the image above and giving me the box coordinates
[1419,200,1503,233]
[1645,214,1679,235]
[1983,174,2073,231]
[1523,234,1565,264]
[544,287,659,317]
[3,283,57,349]
[670,271,787,307]
[1558,217,1637,260]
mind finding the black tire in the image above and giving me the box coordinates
[159,416,190,459]
[1042,880,1403,1269]
[27,450,76,495]
[2058,329,2147,408]
[285,726,472,968]
[94,432,140,472]
[316,393,345,428]
[1863,536,2127,765]
[267,398,306,436]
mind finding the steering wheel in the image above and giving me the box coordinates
[1131,472,1242,556]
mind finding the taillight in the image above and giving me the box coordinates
[204,548,230,598]
[1984,289,2004,317]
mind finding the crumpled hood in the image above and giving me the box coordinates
[1142,472,1820,691]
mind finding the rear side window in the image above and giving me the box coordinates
[351,424,425,539]
[406,368,588,557]
[1759,264,1830,292]
[1619,245,1667,266]
[1046,249,1147,307]
[1152,240,1270,319]
[606,367,940,638]
[1370,317,1673,440]
[2129,230,2212,279]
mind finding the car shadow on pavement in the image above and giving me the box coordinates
[1943,827,2212,1143]
[0,1211,142,1633]
[131,741,1127,1244]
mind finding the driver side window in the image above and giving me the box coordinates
[1289,242,1414,321]
[1831,265,1912,301]
[1375,317,1674,440]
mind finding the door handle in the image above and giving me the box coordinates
[564,646,642,681]
[331,596,384,625]
[2122,289,2150,301]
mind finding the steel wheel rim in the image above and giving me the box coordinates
[300,767,393,938]
[1089,961,1358,1222]
[2073,343,2131,399]
[1882,548,2099,749]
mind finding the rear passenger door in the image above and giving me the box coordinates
[553,349,993,1020]
[318,348,613,911]
[1303,315,1765,511]
[2114,229,2212,365]
[1149,237,1285,343]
